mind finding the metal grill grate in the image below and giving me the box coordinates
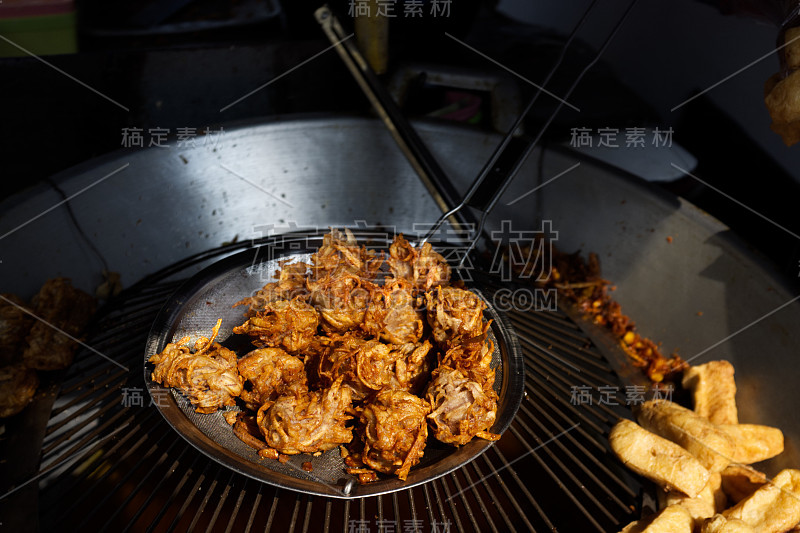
[26,243,645,532]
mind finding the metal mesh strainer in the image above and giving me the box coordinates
[143,231,524,498]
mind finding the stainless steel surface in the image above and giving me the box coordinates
[143,237,524,499]
[2,115,800,529]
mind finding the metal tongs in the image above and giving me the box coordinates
[315,1,639,263]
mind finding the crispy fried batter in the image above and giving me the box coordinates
[360,390,430,480]
[176,229,502,482]
[150,320,243,413]
[304,229,383,333]
[388,234,450,293]
[426,286,486,345]
[363,279,423,344]
[234,260,309,315]
[237,348,307,410]
[389,340,433,395]
[23,278,96,370]
[257,377,353,455]
[0,293,33,366]
[426,366,498,446]
[438,324,495,393]
[317,336,430,400]
[233,297,318,353]
[0,363,39,418]
[308,273,371,333]
[309,228,382,282]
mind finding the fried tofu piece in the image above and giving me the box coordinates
[618,505,694,533]
[765,69,800,146]
[723,469,800,532]
[701,514,755,533]
[637,399,734,472]
[720,465,769,505]
[659,472,724,526]
[717,424,784,465]
[785,27,800,70]
[609,419,709,497]
[709,471,728,513]
[682,361,738,425]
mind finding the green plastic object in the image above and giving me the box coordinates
[0,12,77,57]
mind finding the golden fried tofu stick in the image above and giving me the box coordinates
[717,424,784,465]
[723,469,800,533]
[618,505,694,533]
[720,465,769,505]
[701,514,755,533]
[637,399,734,472]
[659,472,724,526]
[682,361,738,425]
[609,419,709,497]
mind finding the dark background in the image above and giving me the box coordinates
[2,0,799,285]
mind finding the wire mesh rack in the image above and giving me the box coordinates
[14,241,647,532]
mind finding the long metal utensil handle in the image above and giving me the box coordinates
[316,1,639,257]
[315,5,476,234]
[427,0,641,263]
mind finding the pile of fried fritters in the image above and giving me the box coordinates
[150,229,500,482]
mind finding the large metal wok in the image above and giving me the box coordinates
[2,116,799,529]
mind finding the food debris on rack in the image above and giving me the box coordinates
[1,278,96,418]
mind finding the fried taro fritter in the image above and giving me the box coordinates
[439,331,495,393]
[150,320,243,414]
[0,293,33,366]
[318,335,432,400]
[390,340,433,395]
[364,279,423,344]
[388,234,450,293]
[308,272,371,333]
[426,366,499,446]
[305,229,384,333]
[233,296,318,353]
[360,389,430,481]
[0,363,39,418]
[23,278,96,370]
[426,286,486,345]
[309,228,383,281]
[237,347,307,410]
[257,377,353,455]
